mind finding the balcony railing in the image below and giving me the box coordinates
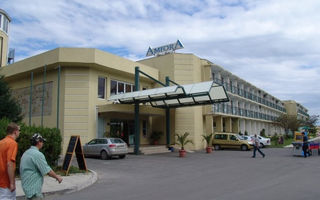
[298,109,309,117]
[213,78,286,113]
[213,104,277,121]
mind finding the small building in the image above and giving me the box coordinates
[1,47,167,152]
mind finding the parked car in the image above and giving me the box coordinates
[239,135,254,146]
[83,138,128,160]
[212,133,253,151]
[249,135,271,148]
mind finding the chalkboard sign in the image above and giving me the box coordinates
[62,135,87,175]
[67,136,77,152]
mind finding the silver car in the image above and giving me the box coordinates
[83,138,128,160]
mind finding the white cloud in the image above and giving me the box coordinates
[2,0,320,119]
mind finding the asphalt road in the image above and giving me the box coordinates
[47,148,320,200]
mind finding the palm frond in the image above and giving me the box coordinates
[175,132,193,150]
[202,133,213,147]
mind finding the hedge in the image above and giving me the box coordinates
[0,118,62,173]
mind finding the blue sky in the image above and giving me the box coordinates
[2,0,320,122]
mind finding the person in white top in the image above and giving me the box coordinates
[252,134,265,158]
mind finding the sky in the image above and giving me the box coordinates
[1,0,320,122]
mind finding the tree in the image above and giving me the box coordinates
[273,114,302,133]
[0,75,22,122]
[301,115,319,135]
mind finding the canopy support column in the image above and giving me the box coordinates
[134,67,140,155]
[56,65,61,129]
[29,72,33,126]
[165,76,171,147]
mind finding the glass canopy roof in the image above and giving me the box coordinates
[108,81,229,108]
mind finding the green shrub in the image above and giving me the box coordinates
[260,129,266,137]
[284,133,293,140]
[0,118,62,173]
[271,132,278,142]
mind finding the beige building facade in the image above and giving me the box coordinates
[0,9,310,152]
[139,53,310,142]
[0,48,167,152]
[0,48,311,152]
[283,100,309,121]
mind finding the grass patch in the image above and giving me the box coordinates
[270,138,294,148]
[54,165,87,176]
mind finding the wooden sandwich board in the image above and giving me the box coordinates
[62,135,88,175]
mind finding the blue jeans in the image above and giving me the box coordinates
[0,187,16,200]
[253,146,265,157]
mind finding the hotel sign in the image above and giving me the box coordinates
[146,40,184,57]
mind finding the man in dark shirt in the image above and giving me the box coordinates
[302,131,309,158]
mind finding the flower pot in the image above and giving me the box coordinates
[206,147,213,153]
[179,149,186,157]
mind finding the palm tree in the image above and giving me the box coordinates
[202,133,213,147]
[202,133,213,153]
[176,132,193,150]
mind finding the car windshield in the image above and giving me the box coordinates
[110,138,124,143]
[235,135,243,140]
[244,136,251,140]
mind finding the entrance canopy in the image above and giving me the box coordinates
[108,81,229,108]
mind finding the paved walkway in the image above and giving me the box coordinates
[16,170,97,199]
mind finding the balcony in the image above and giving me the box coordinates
[213,104,277,121]
[213,78,286,113]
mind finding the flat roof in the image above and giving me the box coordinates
[0,9,11,22]
[0,48,158,83]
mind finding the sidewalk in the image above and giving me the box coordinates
[16,170,97,199]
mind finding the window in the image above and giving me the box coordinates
[98,77,106,99]
[126,84,132,93]
[3,17,8,33]
[214,134,227,140]
[230,135,237,141]
[0,15,2,29]
[97,139,106,144]
[110,138,125,143]
[118,82,124,94]
[111,80,117,95]
[110,80,134,96]
[88,139,97,145]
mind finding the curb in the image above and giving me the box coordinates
[66,170,98,194]
[16,169,98,199]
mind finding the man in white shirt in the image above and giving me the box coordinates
[252,134,265,158]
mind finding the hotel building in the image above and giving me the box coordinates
[0,9,309,153]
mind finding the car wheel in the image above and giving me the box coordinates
[119,155,126,159]
[100,150,110,160]
[260,143,265,148]
[214,145,220,150]
[241,145,248,151]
